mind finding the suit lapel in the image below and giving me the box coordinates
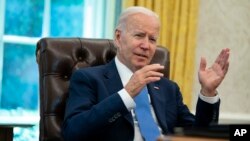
[148,82,164,115]
[148,82,169,133]
[103,60,123,95]
[102,60,134,126]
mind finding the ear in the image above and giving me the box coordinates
[114,29,121,47]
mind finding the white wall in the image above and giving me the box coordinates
[192,0,250,123]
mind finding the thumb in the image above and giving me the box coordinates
[199,57,207,71]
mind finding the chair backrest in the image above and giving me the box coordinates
[36,38,170,141]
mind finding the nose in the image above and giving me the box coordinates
[140,37,150,50]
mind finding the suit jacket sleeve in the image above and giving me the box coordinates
[163,80,220,133]
[175,81,220,127]
[195,98,220,126]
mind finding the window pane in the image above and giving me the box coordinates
[1,43,38,110]
[51,0,83,37]
[4,0,44,37]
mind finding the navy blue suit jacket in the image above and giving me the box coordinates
[62,59,220,141]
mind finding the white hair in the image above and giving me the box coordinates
[116,6,159,31]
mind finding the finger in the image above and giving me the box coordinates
[199,57,206,71]
[215,48,230,66]
[223,49,230,62]
[141,64,165,73]
[145,76,161,84]
[224,48,230,53]
[218,49,230,70]
[214,49,225,64]
[221,51,230,68]
[131,64,164,87]
[145,71,164,78]
[222,61,229,75]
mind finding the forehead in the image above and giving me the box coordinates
[126,13,160,34]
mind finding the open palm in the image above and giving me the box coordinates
[198,48,230,96]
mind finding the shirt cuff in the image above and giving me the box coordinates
[118,89,135,111]
[199,92,219,104]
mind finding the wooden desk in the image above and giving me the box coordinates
[157,135,229,141]
[0,123,35,141]
[166,135,229,141]
[164,125,230,141]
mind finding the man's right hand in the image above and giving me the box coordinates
[125,64,164,98]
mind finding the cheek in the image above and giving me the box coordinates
[151,49,156,56]
[149,47,156,59]
[119,45,133,60]
[122,42,135,55]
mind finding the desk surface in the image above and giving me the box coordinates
[165,135,229,141]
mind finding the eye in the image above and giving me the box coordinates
[149,37,157,43]
[135,34,143,37]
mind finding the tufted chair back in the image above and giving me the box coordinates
[36,38,170,141]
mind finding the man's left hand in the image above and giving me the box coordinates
[198,48,230,97]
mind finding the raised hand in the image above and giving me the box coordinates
[125,64,164,98]
[198,48,230,96]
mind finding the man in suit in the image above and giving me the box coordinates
[62,6,230,141]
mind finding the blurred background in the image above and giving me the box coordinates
[0,0,249,140]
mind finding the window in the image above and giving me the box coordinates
[0,0,121,140]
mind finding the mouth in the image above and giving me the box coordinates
[134,53,148,59]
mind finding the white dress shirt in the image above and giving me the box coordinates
[114,57,219,141]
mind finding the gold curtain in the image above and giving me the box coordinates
[122,0,199,107]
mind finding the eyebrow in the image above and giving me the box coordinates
[133,30,158,38]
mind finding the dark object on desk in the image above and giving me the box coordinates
[174,124,230,139]
[36,38,170,141]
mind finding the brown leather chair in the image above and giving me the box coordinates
[36,38,170,141]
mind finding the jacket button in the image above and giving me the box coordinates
[108,118,113,123]
[114,113,121,118]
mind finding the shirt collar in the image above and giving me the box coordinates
[115,56,133,87]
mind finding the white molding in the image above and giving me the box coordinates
[0,116,39,125]
[42,0,51,37]
[83,0,94,37]
[219,113,250,124]
[191,110,250,124]
[3,35,40,45]
[0,0,6,104]
[104,0,116,39]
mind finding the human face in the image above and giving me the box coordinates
[115,13,160,72]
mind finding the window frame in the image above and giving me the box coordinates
[0,0,51,107]
[0,0,121,112]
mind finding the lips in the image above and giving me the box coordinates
[134,53,148,59]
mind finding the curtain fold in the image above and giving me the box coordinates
[123,0,199,107]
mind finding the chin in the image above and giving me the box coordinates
[134,62,148,69]
[131,59,150,70]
